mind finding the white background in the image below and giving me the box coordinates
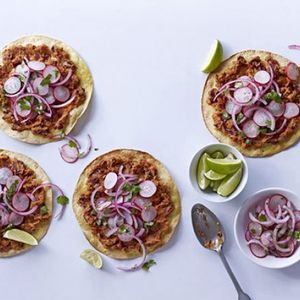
[0,1,299,299]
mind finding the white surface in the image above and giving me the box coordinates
[189,143,248,202]
[0,1,300,299]
[234,188,300,269]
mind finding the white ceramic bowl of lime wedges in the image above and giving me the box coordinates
[189,143,248,202]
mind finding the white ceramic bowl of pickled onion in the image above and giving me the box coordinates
[234,187,300,269]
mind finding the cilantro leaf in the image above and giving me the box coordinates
[142,259,156,271]
[122,183,141,196]
[18,99,31,111]
[40,205,48,215]
[68,140,77,148]
[258,214,267,222]
[6,180,18,200]
[40,74,51,87]
[57,195,69,205]
[293,231,300,241]
[264,90,282,103]
[144,221,154,229]
[222,111,230,120]
[236,112,244,124]
[265,119,272,127]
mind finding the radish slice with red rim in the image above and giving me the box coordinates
[43,66,61,83]
[139,180,157,198]
[284,102,299,119]
[248,222,262,237]
[53,86,70,102]
[16,98,31,118]
[267,101,285,117]
[286,62,299,81]
[248,241,268,258]
[16,63,30,78]
[234,87,253,104]
[104,172,118,190]
[295,221,300,230]
[33,77,49,96]
[6,175,21,189]
[59,144,79,163]
[225,99,242,115]
[253,108,275,130]
[9,212,24,226]
[28,61,45,71]
[4,77,22,94]
[261,230,273,247]
[242,120,259,138]
[117,224,135,242]
[45,89,56,104]
[12,192,30,212]
[269,194,287,212]
[0,167,13,185]
[234,76,251,88]
[254,70,271,85]
[141,206,157,222]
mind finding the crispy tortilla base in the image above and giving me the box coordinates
[0,35,93,144]
[0,149,52,257]
[202,50,300,157]
[73,149,181,259]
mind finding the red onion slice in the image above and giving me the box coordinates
[16,98,32,118]
[139,180,157,198]
[260,230,273,247]
[284,102,299,119]
[294,210,300,222]
[6,175,21,189]
[269,194,287,212]
[0,167,13,185]
[4,77,22,94]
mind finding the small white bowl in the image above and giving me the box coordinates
[189,143,248,203]
[234,187,300,269]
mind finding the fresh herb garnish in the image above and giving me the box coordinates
[238,131,247,139]
[18,99,30,111]
[68,140,77,148]
[40,205,48,215]
[57,195,69,205]
[142,259,156,271]
[122,183,141,196]
[6,180,18,200]
[40,74,51,87]
[54,70,59,78]
[236,112,244,124]
[222,111,230,120]
[293,231,300,241]
[119,224,128,234]
[34,101,44,114]
[245,139,252,145]
[264,90,282,103]
[258,214,267,222]
[265,119,272,127]
[259,127,268,134]
[250,228,256,234]
[144,221,154,229]
[2,224,14,233]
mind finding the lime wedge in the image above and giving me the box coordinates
[212,180,222,192]
[206,157,241,175]
[217,167,243,197]
[204,170,227,181]
[211,151,224,159]
[80,249,103,269]
[201,40,223,73]
[196,152,210,190]
[3,229,38,246]
[225,153,235,160]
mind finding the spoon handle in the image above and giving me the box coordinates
[217,248,252,300]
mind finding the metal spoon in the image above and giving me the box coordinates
[191,203,251,300]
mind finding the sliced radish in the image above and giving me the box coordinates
[4,77,22,94]
[295,221,300,230]
[225,99,242,115]
[53,86,70,102]
[261,230,273,247]
[9,212,24,226]
[45,89,56,104]
[284,102,299,119]
[33,77,49,96]
[6,175,21,189]
[234,87,253,104]
[248,241,267,258]
[16,98,31,117]
[269,194,287,212]
[242,120,259,138]
[294,210,300,222]
[267,100,285,117]
[277,240,295,257]
[118,224,135,242]
[139,180,157,198]
[286,62,299,81]
[104,172,118,190]
[28,61,45,71]
[264,119,287,136]
[12,192,30,212]
[15,63,30,78]
[253,108,275,130]
[234,76,250,88]
[141,206,157,222]
[43,65,61,83]
[59,144,79,163]
[0,167,13,185]
[254,70,271,85]
[248,222,262,237]
[243,105,256,118]
[134,198,151,209]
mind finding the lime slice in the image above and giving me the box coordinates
[201,40,223,73]
[80,249,103,269]
[206,157,241,175]
[3,229,38,245]
[196,152,210,190]
[217,167,243,197]
[211,151,224,159]
[225,153,235,160]
[212,180,222,192]
[204,170,227,181]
